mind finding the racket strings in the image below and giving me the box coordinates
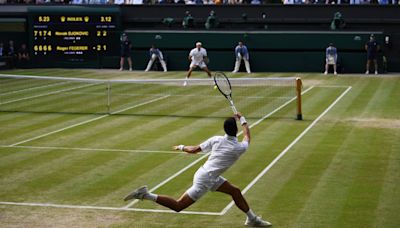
[215,76,231,96]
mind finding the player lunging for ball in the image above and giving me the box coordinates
[124,113,271,227]
[183,42,212,86]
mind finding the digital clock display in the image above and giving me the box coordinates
[29,12,119,64]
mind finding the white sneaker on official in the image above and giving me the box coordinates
[365,70,369,74]
[375,71,378,75]
[324,71,328,75]
[123,186,148,201]
[232,71,237,73]
[245,216,272,227]
[119,68,123,71]
[334,71,337,75]
[183,81,187,86]
[129,68,132,71]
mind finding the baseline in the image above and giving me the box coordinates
[0,86,317,215]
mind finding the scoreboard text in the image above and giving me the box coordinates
[31,14,118,62]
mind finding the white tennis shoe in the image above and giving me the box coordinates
[245,216,272,227]
[123,186,148,201]
[183,81,188,86]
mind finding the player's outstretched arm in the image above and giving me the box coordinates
[173,145,201,154]
[235,113,250,144]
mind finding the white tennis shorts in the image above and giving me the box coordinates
[327,56,336,65]
[190,61,207,69]
[186,166,226,201]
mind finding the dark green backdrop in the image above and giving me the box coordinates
[127,31,383,73]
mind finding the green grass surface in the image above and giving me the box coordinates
[0,69,399,228]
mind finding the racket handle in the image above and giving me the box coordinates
[229,100,238,114]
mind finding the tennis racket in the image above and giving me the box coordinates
[213,72,238,114]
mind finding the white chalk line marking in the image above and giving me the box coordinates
[0,201,222,216]
[0,81,69,96]
[0,84,95,105]
[0,85,325,215]
[123,86,315,209]
[9,95,170,146]
[0,145,184,155]
[220,86,352,215]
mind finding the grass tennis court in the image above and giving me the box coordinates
[0,69,399,227]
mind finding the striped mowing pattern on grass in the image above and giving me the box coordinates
[0,74,299,119]
[0,69,399,228]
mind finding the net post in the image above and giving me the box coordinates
[296,77,303,120]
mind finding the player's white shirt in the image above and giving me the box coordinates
[189,47,207,65]
[200,135,248,177]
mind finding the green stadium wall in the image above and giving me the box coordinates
[127,31,383,73]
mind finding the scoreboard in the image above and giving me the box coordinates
[28,7,120,65]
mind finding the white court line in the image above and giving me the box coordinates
[0,84,94,105]
[0,87,315,215]
[0,86,318,215]
[0,81,68,96]
[0,201,222,216]
[123,86,316,209]
[315,85,352,88]
[65,92,292,100]
[9,95,170,146]
[220,86,352,215]
[0,145,183,155]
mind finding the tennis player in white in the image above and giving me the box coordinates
[183,42,212,86]
[124,113,271,227]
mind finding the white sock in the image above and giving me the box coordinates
[246,209,257,220]
[143,193,158,201]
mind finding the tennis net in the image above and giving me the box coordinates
[0,74,302,119]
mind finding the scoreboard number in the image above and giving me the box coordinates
[30,13,118,62]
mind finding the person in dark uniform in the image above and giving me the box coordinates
[365,34,380,75]
[120,33,132,71]
[6,40,17,69]
[17,43,30,68]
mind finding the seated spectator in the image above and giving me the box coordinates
[205,10,218,29]
[17,43,30,68]
[7,40,15,57]
[182,11,194,28]
[0,42,4,57]
[70,0,84,3]
[228,0,243,4]
[6,40,16,69]
[330,12,346,30]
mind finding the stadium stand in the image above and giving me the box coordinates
[0,5,399,72]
